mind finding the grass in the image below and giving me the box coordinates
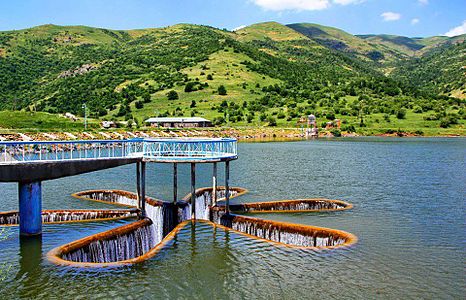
[0,111,96,133]
[113,47,281,122]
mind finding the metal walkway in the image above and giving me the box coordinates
[0,138,237,164]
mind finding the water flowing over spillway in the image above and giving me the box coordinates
[0,209,137,225]
[63,223,155,263]
[1,186,357,267]
[220,214,349,248]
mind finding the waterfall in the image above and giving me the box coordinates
[0,213,18,225]
[195,192,211,220]
[0,210,137,225]
[144,204,164,245]
[81,191,138,206]
[220,216,347,248]
[63,224,155,263]
[231,199,349,213]
[178,204,191,222]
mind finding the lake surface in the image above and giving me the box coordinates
[0,137,464,299]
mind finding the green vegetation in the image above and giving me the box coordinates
[0,111,92,131]
[0,22,464,135]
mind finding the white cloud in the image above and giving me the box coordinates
[233,25,247,31]
[381,12,401,21]
[411,18,420,25]
[418,0,428,5]
[444,20,466,37]
[333,0,365,5]
[250,0,366,11]
[251,0,330,11]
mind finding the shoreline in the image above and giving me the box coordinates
[0,127,464,143]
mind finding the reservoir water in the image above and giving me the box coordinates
[0,137,464,299]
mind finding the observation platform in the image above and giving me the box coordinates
[0,138,237,182]
[0,137,237,235]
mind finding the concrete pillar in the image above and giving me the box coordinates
[225,161,230,214]
[18,181,42,236]
[191,163,196,219]
[173,163,178,204]
[212,162,217,207]
[140,161,146,217]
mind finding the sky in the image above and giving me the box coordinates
[0,0,465,37]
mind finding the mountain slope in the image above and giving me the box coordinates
[287,23,383,61]
[0,22,464,133]
[235,21,310,42]
[391,41,466,98]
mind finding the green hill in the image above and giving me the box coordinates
[0,22,464,134]
[235,21,309,42]
[391,41,466,99]
[287,23,383,61]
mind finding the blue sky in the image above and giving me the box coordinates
[0,0,465,37]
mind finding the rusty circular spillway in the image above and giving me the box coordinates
[1,188,357,267]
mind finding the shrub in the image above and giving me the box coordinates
[142,92,151,103]
[342,125,355,132]
[330,128,341,137]
[185,82,196,92]
[413,106,423,113]
[213,116,225,126]
[267,116,277,126]
[396,108,406,119]
[167,90,178,100]
[218,85,227,95]
[326,111,335,120]
[383,114,391,122]
[135,101,144,109]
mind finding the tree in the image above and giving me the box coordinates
[185,82,196,92]
[267,116,277,126]
[190,100,196,108]
[396,108,406,119]
[167,90,178,100]
[218,85,227,95]
[135,101,144,109]
[142,92,151,103]
[207,74,213,80]
[259,113,267,122]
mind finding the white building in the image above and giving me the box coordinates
[145,117,212,128]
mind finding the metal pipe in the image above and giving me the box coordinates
[212,162,217,207]
[191,163,196,219]
[140,161,146,217]
[136,162,141,210]
[225,160,230,214]
[173,163,177,204]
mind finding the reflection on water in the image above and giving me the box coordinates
[0,137,465,298]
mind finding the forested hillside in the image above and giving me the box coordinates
[0,22,464,134]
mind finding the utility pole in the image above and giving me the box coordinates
[82,103,87,130]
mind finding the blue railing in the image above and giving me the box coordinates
[0,138,237,163]
[143,138,237,161]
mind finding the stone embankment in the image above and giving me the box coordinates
[0,128,329,142]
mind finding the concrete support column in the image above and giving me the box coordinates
[18,181,42,236]
[225,161,230,215]
[191,163,196,219]
[212,162,217,207]
[173,163,178,204]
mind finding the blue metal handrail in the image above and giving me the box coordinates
[0,138,237,164]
